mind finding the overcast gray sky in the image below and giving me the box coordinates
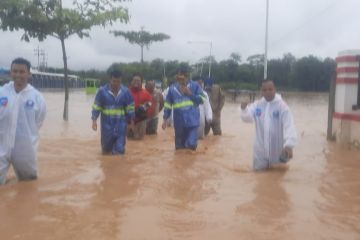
[0,0,359,70]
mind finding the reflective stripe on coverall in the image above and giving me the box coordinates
[0,82,46,184]
[163,80,205,149]
[92,84,135,154]
[240,94,297,170]
[198,91,213,139]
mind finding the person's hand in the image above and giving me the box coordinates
[92,121,97,131]
[180,85,192,95]
[240,101,248,110]
[162,121,167,130]
[282,147,293,159]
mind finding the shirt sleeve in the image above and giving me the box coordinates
[188,82,205,105]
[218,87,226,111]
[36,94,47,129]
[240,102,255,123]
[163,88,173,120]
[204,93,213,123]
[125,90,135,121]
[144,90,154,116]
[91,89,103,121]
[282,107,297,148]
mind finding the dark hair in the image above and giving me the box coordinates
[176,66,189,76]
[110,69,122,78]
[146,79,155,84]
[132,72,143,79]
[11,58,31,71]
[262,79,275,85]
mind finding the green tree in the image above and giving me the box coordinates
[247,54,264,67]
[230,52,242,64]
[0,0,129,120]
[293,55,325,91]
[111,26,170,63]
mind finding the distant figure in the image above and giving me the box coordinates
[240,79,297,170]
[194,76,213,139]
[204,78,225,135]
[162,67,205,150]
[92,70,135,154]
[0,58,46,184]
[145,79,164,134]
[128,73,153,140]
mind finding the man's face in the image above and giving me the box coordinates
[261,81,276,102]
[145,81,155,93]
[176,73,187,85]
[132,76,142,89]
[11,63,30,90]
[110,77,121,91]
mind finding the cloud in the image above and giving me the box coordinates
[1,0,359,70]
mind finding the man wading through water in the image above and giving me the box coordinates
[240,79,297,170]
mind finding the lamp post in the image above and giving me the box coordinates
[264,0,269,79]
[187,41,213,78]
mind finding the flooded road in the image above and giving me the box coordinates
[1,91,360,240]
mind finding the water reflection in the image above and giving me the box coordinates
[0,91,359,239]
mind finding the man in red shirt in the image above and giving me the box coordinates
[127,73,153,140]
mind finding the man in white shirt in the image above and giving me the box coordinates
[0,58,46,184]
[240,79,297,171]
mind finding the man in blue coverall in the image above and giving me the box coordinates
[162,68,205,150]
[92,70,135,154]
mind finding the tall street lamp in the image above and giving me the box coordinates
[187,41,213,78]
[264,0,269,79]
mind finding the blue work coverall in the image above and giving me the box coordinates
[92,84,135,154]
[163,81,205,150]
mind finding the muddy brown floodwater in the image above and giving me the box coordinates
[0,91,359,240]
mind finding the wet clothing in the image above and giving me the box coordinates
[198,91,213,139]
[128,120,147,139]
[240,94,297,170]
[162,87,173,127]
[204,80,225,135]
[146,117,159,135]
[129,87,153,123]
[163,81,205,150]
[146,89,163,135]
[128,87,152,140]
[0,82,46,184]
[92,84,134,154]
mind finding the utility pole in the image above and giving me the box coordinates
[187,41,213,78]
[264,0,269,79]
[34,46,41,70]
[34,46,46,71]
[40,50,47,71]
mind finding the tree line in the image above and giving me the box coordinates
[51,52,336,92]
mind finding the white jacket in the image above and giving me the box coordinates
[198,91,213,138]
[240,93,297,170]
[0,82,46,157]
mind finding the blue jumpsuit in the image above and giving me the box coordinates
[163,81,205,150]
[92,84,135,154]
